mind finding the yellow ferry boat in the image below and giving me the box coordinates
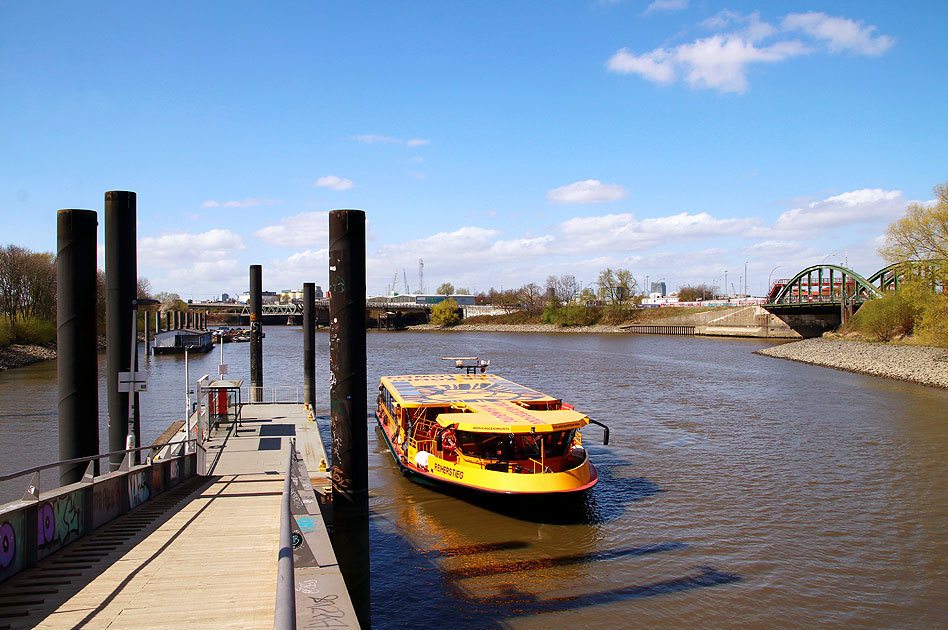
[374,358,608,495]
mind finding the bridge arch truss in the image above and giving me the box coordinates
[770,264,882,306]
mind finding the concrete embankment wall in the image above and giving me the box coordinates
[647,306,801,339]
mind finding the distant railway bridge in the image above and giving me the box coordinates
[191,299,432,328]
[764,261,943,337]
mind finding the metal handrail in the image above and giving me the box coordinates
[241,385,301,405]
[587,418,610,446]
[0,437,203,483]
[274,440,297,630]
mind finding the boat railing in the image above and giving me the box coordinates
[587,418,610,445]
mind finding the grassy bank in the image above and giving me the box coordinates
[0,316,56,348]
[841,282,948,348]
[464,305,726,327]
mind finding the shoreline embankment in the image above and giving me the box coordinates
[0,344,57,371]
[755,338,948,389]
[5,328,946,390]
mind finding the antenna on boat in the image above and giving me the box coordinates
[442,356,490,374]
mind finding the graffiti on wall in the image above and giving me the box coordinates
[36,491,85,559]
[0,520,17,570]
[128,471,151,509]
[151,465,164,495]
[92,479,122,529]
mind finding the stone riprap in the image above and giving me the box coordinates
[0,344,56,371]
[755,338,948,389]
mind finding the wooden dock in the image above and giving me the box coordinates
[0,404,358,630]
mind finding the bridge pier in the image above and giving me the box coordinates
[766,304,847,338]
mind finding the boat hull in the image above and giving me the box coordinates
[375,412,598,496]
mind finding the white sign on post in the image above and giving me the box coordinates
[219,364,228,376]
[117,371,148,393]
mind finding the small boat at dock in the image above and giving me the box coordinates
[374,358,608,496]
[152,328,213,354]
[212,327,250,343]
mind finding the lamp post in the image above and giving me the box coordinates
[744,261,748,297]
[768,265,783,295]
[821,253,835,265]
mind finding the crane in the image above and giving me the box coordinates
[403,269,410,294]
[418,259,425,295]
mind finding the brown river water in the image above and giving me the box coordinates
[1,328,947,628]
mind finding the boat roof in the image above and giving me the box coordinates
[381,373,558,407]
[435,402,587,434]
[380,373,588,434]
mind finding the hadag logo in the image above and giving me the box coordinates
[415,382,524,403]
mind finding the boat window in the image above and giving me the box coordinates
[541,429,575,457]
[379,387,397,416]
[455,429,575,461]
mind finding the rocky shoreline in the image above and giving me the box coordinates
[0,344,57,371]
[755,338,948,389]
[5,330,947,390]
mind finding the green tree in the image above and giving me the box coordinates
[879,180,948,269]
[436,282,455,295]
[597,268,637,304]
[156,291,188,312]
[678,284,713,302]
[0,245,56,325]
[430,297,460,326]
[546,274,579,304]
[518,282,544,315]
[579,287,597,304]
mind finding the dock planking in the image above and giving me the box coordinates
[0,404,357,630]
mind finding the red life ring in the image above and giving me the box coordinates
[442,430,457,451]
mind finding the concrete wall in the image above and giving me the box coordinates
[650,306,801,339]
[0,451,200,584]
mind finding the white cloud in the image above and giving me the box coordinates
[772,188,905,232]
[645,0,688,13]
[264,248,330,290]
[782,12,895,56]
[609,34,809,93]
[138,229,245,267]
[744,240,809,257]
[314,175,354,191]
[607,48,676,84]
[556,211,758,251]
[546,179,628,204]
[676,36,808,93]
[702,10,777,43]
[201,198,281,208]
[353,134,400,144]
[353,134,430,147]
[255,211,330,248]
[608,10,891,93]
[168,259,240,280]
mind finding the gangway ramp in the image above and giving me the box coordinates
[0,404,356,630]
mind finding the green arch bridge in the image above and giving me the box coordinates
[763,261,942,337]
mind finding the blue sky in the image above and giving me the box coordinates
[2,1,946,298]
